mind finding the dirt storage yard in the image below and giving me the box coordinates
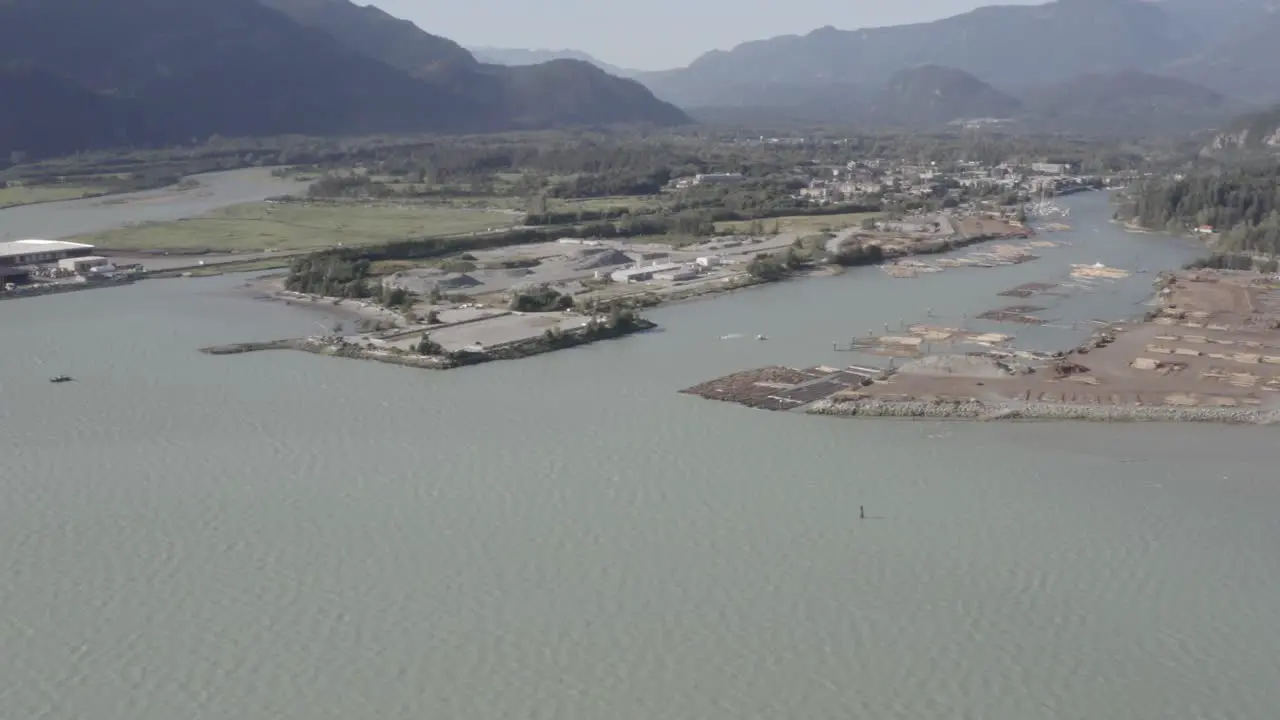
[685,270,1280,423]
[835,270,1280,414]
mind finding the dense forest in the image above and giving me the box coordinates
[1119,162,1280,255]
[0,0,688,160]
[292,130,1171,185]
[286,128,1178,218]
[4,125,1186,187]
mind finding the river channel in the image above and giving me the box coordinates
[0,168,306,241]
[2,191,1278,720]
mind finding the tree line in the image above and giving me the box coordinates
[1119,163,1280,255]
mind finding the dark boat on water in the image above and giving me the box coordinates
[49,375,74,383]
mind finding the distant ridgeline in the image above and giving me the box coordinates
[1117,163,1280,256]
[0,0,688,160]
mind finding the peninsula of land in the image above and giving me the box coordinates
[682,269,1280,424]
[206,209,1030,370]
[3,130,1139,371]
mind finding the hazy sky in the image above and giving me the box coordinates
[368,0,1046,70]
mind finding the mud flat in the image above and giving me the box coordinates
[682,270,1280,424]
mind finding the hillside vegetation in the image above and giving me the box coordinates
[1119,163,1280,255]
[0,0,688,160]
[634,0,1278,132]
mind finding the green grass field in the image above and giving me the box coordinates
[714,212,879,235]
[74,202,522,252]
[0,184,107,208]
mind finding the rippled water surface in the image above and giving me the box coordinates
[3,193,1279,719]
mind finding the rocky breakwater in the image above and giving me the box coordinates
[201,339,307,355]
[806,397,1280,424]
[200,336,460,368]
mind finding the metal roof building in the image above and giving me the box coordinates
[610,262,685,283]
[0,239,96,266]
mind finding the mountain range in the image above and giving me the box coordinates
[6,0,1280,161]
[1203,104,1280,153]
[0,0,688,160]
[628,0,1280,128]
[468,47,641,79]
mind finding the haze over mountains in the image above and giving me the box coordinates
[0,0,688,159]
[477,0,1280,133]
[625,0,1275,130]
[637,0,1277,102]
[1204,105,1280,153]
[4,0,1280,161]
[467,47,641,79]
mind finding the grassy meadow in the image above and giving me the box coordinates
[74,201,522,252]
[0,184,108,209]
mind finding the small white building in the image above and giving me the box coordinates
[695,256,722,268]
[58,256,111,274]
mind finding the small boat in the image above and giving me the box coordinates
[49,375,74,383]
[756,334,768,341]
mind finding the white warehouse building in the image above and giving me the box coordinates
[611,262,694,283]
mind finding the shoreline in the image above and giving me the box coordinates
[806,396,1279,424]
[195,226,1028,370]
[200,316,657,370]
[0,276,138,302]
[0,189,113,211]
[243,276,408,329]
[680,268,1280,426]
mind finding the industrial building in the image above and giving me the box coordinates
[0,239,97,285]
[611,262,693,283]
[1030,162,1075,176]
[58,256,113,275]
[0,239,97,266]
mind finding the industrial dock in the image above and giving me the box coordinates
[681,269,1280,424]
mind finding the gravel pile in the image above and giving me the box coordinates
[571,248,632,270]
